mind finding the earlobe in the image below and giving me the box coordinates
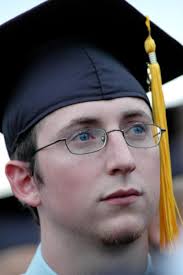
[5,160,41,207]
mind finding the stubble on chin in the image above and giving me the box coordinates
[100,229,142,247]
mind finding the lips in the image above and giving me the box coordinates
[101,189,142,205]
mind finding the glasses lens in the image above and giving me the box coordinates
[124,124,161,148]
[67,128,106,154]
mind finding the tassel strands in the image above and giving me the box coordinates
[144,17,179,249]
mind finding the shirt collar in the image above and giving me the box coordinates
[24,245,57,275]
[24,245,153,275]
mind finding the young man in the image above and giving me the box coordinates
[0,0,182,274]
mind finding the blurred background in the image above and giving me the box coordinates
[0,0,182,274]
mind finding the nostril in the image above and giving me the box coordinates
[109,163,136,176]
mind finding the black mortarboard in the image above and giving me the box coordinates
[0,0,183,248]
[0,0,182,155]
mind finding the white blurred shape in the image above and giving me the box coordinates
[0,134,11,198]
[0,0,46,25]
[147,76,183,108]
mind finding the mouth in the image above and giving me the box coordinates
[101,189,142,206]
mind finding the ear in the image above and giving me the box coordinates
[5,160,41,207]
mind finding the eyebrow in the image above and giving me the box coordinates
[121,110,152,122]
[54,109,152,139]
[54,117,99,139]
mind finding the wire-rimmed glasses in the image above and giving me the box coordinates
[32,123,166,156]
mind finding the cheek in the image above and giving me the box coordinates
[136,148,160,204]
[137,147,160,179]
[37,154,105,229]
[38,153,102,210]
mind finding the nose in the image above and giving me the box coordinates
[105,130,136,176]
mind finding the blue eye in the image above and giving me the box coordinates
[131,124,146,135]
[79,132,90,141]
[70,129,97,143]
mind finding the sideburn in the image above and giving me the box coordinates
[33,157,45,186]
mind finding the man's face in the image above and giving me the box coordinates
[35,97,160,245]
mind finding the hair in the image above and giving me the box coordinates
[10,125,41,224]
[11,127,37,172]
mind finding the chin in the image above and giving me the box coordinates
[100,229,142,247]
[96,219,146,247]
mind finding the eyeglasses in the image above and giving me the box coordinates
[33,123,166,156]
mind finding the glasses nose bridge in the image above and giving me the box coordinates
[106,129,125,140]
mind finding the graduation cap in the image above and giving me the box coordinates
[0,0,182,248]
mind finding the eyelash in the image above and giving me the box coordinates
[124,119,151,126]
[62,120,151,138]
[66,127,90,139]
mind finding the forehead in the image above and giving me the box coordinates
[39,97,152,129]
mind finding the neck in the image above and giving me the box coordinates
[41,225,149,275]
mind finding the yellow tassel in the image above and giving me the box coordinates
[144,17,179,249]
